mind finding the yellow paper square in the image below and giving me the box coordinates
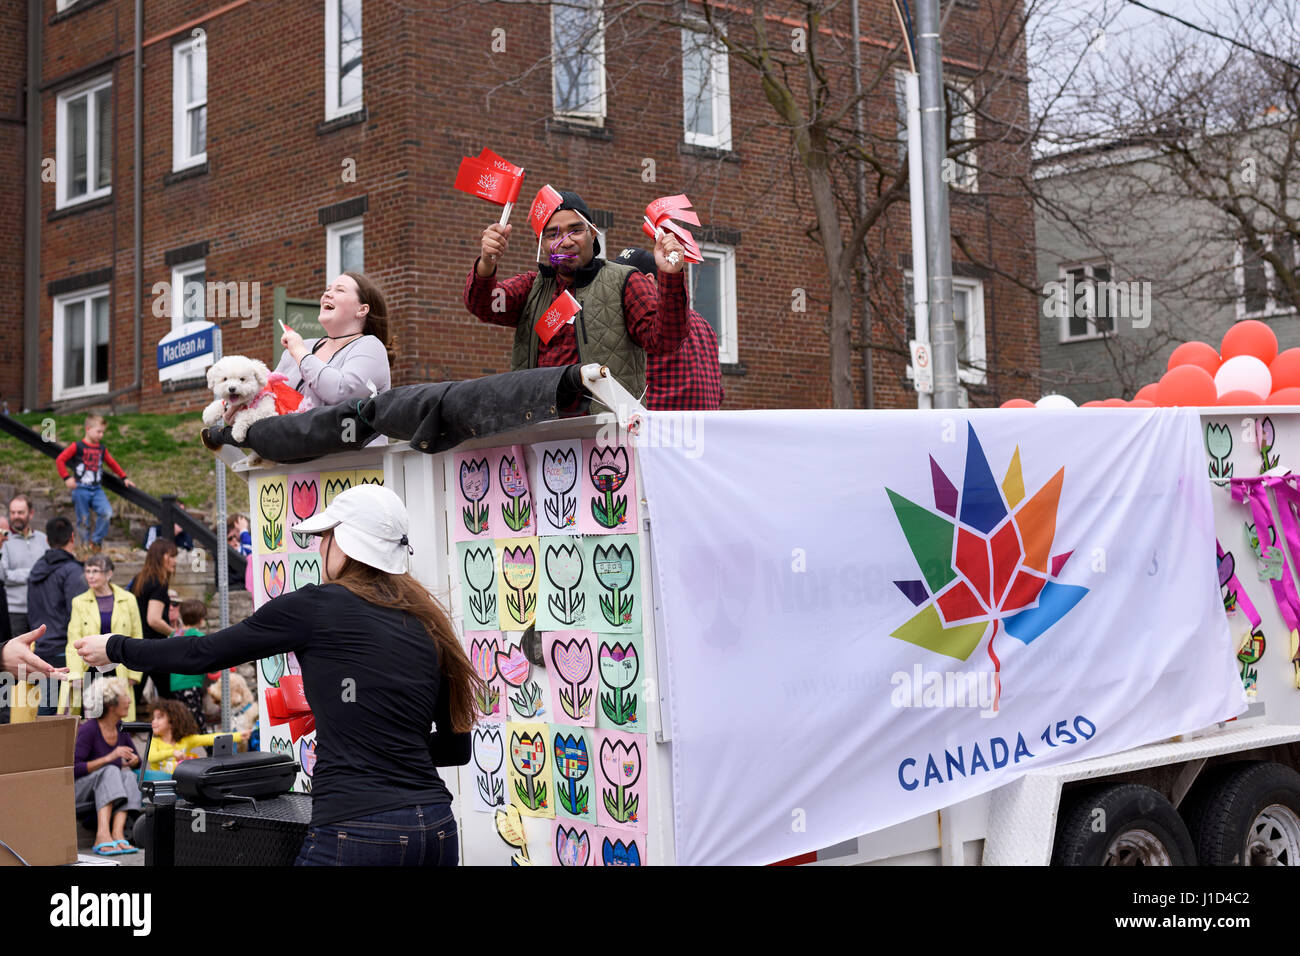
[506,721,554,819]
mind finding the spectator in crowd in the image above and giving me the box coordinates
[227,514,253,556]
[143,522,193,552]
[0,515,9,646]
[73,676,142,856]
[55,414,135,553]
[168,599,210,731]
[130,539,178,706]
[274,273,393,413]
[613,248,725,411]
[2,494,48,640]
[146,698,247,777]
[26,516,86,714]
[60,553,143,719]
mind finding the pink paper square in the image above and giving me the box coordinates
[552,818,597,866]
[543,631,598,727]
[594,824,646,866]
[594,728,647,832]
[492,445,536,538]
[464,630,507,722]
[454,452,498,541]
[286,473,322,553]
[579,439,637,534]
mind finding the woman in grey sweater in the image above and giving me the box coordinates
[275,272,394,412]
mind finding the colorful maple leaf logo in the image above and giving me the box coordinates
[887,424,1089,711]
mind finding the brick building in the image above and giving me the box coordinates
[3,0,1037,414]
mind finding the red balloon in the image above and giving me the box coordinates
[1101,398,1128,407]
[1270,349,1300,391]
[1156,365,1217,407]
[1129,399,1156,408]
[1217,389,1264,406]
[1166,341,1221,377]
[1134,383,1160,404]
[1081,400,1105,407]
[1221,320,1278,365]
[999,399,1035,408]
[1267,387,1300,405]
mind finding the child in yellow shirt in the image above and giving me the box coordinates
[148,699,248,776]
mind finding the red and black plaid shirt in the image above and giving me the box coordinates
[464,259,689,379]
[645,311,725,410]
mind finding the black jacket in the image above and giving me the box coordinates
[27,548,85,658]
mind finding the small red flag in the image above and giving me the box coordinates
[536,290,581,344]
[479,149,525,203]
[454,155,521,205]
[644,194,704,263]
[529,185,565,236]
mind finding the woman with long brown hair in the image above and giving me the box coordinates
[274,271,394,413]
[77,484,479,867]
[130,538,178,702]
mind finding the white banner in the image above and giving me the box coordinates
[638,409,1245,866]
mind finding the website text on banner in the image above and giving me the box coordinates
[637,408,1244,867]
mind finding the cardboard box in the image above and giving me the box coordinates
[0,716,78,866]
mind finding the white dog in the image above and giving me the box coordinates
[202,356,282,442]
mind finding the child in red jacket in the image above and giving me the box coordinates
[56,414,134,552]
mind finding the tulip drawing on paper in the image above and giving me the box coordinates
[510,730,548,811]
[496,644,544,719]
[599,642,639,726]
[499,455,532,533]
[473,727,506,807]
[460,458,491,535]
[602,837,641,866]
[553,733,591,816]
[594,544,635,627]
[502,545,537,626]
[599,737,641,825]
[1260,417,1280,472]
[463,546,497,626]
[261,654,286,687]
[469,637,501,717]
[555,825,590,866]
[291,557,320,590]
[551,636,594,721]
[322,476,351,507]
[259,481,285,550]
[1206,423,1234,485]
[544,541,585,625]
[263,559,286,599]
[289,479,318,548]
[541,448,578,529]
[589,445,630,529]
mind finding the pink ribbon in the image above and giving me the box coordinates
[1230,477,1300,634]
[1217,539,1261,629]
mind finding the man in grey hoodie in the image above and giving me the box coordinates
[26,515,85,715]
[2,494,49,639]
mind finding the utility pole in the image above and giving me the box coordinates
[916,0,960,409]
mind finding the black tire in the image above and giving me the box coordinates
[1052,783,1196,866]
[1182,761,1300,866]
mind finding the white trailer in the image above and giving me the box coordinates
[215,372,1300,865]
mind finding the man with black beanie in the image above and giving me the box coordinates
[464,188,690,402]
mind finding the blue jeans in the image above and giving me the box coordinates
[72,485,113,545]
[294,803,458,866]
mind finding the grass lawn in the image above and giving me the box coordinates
[3,412,219,514]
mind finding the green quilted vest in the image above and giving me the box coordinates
[511,261,645,400]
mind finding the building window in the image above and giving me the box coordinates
[325,0,363,120]
[945,82,977,192]
[53,288,110,400]
[56,77,112,209]
[172,37,207,170]
[688,244,738,364]
[1237,235,1297,319]
[905,273,986,384]
[682,27,731,150]
[1056,262,1117,343]
[552,0,605,123]
[327,219,364,278]
[170,260,205,330]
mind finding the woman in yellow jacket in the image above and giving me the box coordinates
[60,554,144,718]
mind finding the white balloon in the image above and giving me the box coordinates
[1035,394,1077,409]
[1214,355,1272,399]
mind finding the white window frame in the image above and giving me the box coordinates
[905,271,986,385]
[56,76,112,209]
[172,37,207,171]
[687,243,738,365]
[326,218,364,279]
[551,0,606,124]
[946,80,978,193]
[53,286,111,401]
[325,0,363,121]
[681,26,732,150]
[1236,237,1297,320]
[170,259,206,331]
[1056,261,1118,344]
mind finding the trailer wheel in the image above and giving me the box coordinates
[1052,783,1195,866]
[1183,761,1300,866]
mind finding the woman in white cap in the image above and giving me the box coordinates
[75,484,479,867]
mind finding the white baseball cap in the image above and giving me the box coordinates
[293,484,413,574]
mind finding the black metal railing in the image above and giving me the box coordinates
[0,413,247,586]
